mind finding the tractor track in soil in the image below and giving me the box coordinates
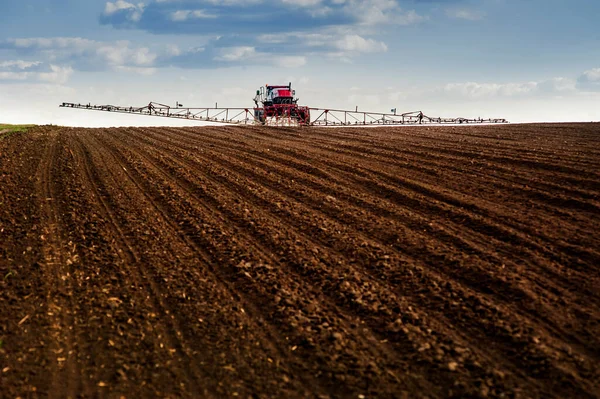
[1,123,599,398]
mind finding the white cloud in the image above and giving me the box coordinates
[308,6,333,17]
[10,37,95,49]
[215,46,257,62]
[257,34,289,44]
[170,10,190,21]
[202,0,262,4]
[405,76,580,101]
[131,47,156,65]
[96,42,156,66]
[335,34,387,53]
[282,0,322,6]
[115,66,157,75]
[0,71,28,81]
[186,46,205,54]
[396,10,426,25]
[258,30,388,57]
[0,64,73,84]
[0,60,42,69]
[280,0,331,16]
[4,37,158,69]
[170,9,216,21]
[340,0,424,26]
[105,0,133,14]
[165,44,182,56]
[379,76,582,105]
[322,52,353,63]
[444,81,538,98]
[212,47,305,68]
[38,65,74,84]
[581,68,600,81]
[537,77,576,93]
[274,56,307,68]
[446,8,486,21]
[103,1,145,22]
[350,0,399,24]
[577,68,600,91]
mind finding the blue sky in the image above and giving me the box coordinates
[1,0,599,125]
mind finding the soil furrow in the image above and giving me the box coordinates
[84,129,327,397]
[130,127,600,337]
[119,128,597,397]
[90,129,347,397]
[34,129,81,398]
[98,127,452,397]
[71,131,213,397]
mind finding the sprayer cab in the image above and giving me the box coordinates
[254,83,298,106]
[253,82,310,125]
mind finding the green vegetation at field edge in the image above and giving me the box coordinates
[0,124,36,139]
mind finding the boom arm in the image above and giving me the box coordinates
[60,102,507,126]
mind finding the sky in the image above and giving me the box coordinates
[0,0,599,126]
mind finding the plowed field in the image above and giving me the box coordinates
[1,123,599,398]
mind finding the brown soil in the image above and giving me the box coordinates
[1,123,599,398]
